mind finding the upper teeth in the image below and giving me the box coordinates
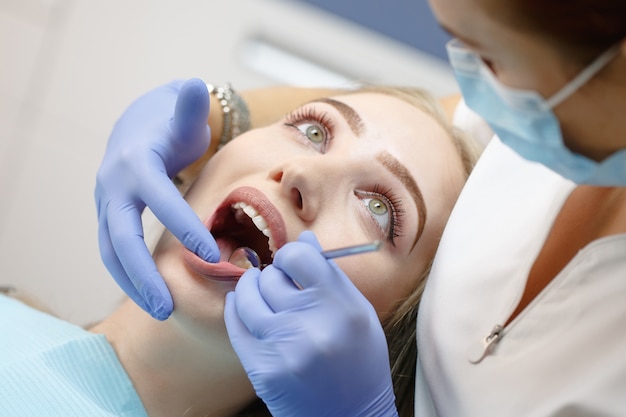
[231,202,276,254]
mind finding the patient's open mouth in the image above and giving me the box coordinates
[183,187,287,281]
[213,201,276,266]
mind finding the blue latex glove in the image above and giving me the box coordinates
[95,79,220,320]
[224,231,398,417]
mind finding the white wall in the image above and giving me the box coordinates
[0,0,458,326]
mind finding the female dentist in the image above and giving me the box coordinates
[94,0,626,415]
[413,0,626,415]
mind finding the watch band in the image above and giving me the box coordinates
[207,83,251,150]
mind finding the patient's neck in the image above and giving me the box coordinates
[90,299,256,417]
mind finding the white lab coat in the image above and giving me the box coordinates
[414,136,626,416]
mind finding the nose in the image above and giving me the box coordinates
[269,157,344,223]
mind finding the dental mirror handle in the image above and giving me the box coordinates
[229,241,383,271]
[320,240,382,260]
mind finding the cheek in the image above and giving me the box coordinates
[182,139,269,211]
[337,254,421,319]
[199,135,269,181]
[219,130,284,167]
[202,145,256,180]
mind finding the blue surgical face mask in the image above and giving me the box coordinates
[446,38,625,186]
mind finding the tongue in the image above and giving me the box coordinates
[216,237,240,263]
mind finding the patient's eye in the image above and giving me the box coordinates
[364,196,390,232]
[299,123,325,144]
[284,107,335,153]
[357,185,404,245]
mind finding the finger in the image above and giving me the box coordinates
[279,230,357,292]
[173,78,210,147]
[230,268,280,338]
[224,291,258,348]
[224,291,277,380]
[273,240,339,290]
[106,203,174,320]
[257,265,305,312]
[140,172,220,263]
[97,212,152,315]
[164,78,211,176]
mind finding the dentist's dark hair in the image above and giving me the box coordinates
[485,0,626,63]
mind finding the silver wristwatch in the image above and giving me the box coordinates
[207,83,251,150]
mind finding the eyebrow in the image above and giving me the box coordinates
[311,97,427,250]
[312,98,365,136]
[377,151,427,251]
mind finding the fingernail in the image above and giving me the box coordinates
[150,302,172,321]
[144,292,173,321]
[198,247,220,264]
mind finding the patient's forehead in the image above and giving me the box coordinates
[330,92,441,131]
[332,92,453,153]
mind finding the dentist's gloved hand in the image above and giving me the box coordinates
[224,231,398,417]
[95,78,220,320]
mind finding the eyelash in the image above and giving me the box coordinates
[284,106,404,244]
[284,107,335,152]
[364,184,405,245]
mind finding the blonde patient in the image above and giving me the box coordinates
[5,86,480,417]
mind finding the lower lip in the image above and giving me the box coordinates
[182,247,248,282]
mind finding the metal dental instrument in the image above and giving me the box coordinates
[229,246,263,269]
[229,240,383,270]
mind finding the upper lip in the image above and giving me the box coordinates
[205,186,288,263]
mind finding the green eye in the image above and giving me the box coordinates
[357,185,404,245]
[368,198,388,216]
[363,196,391,235]
[304,124,325,143]
[284,108,332,153]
